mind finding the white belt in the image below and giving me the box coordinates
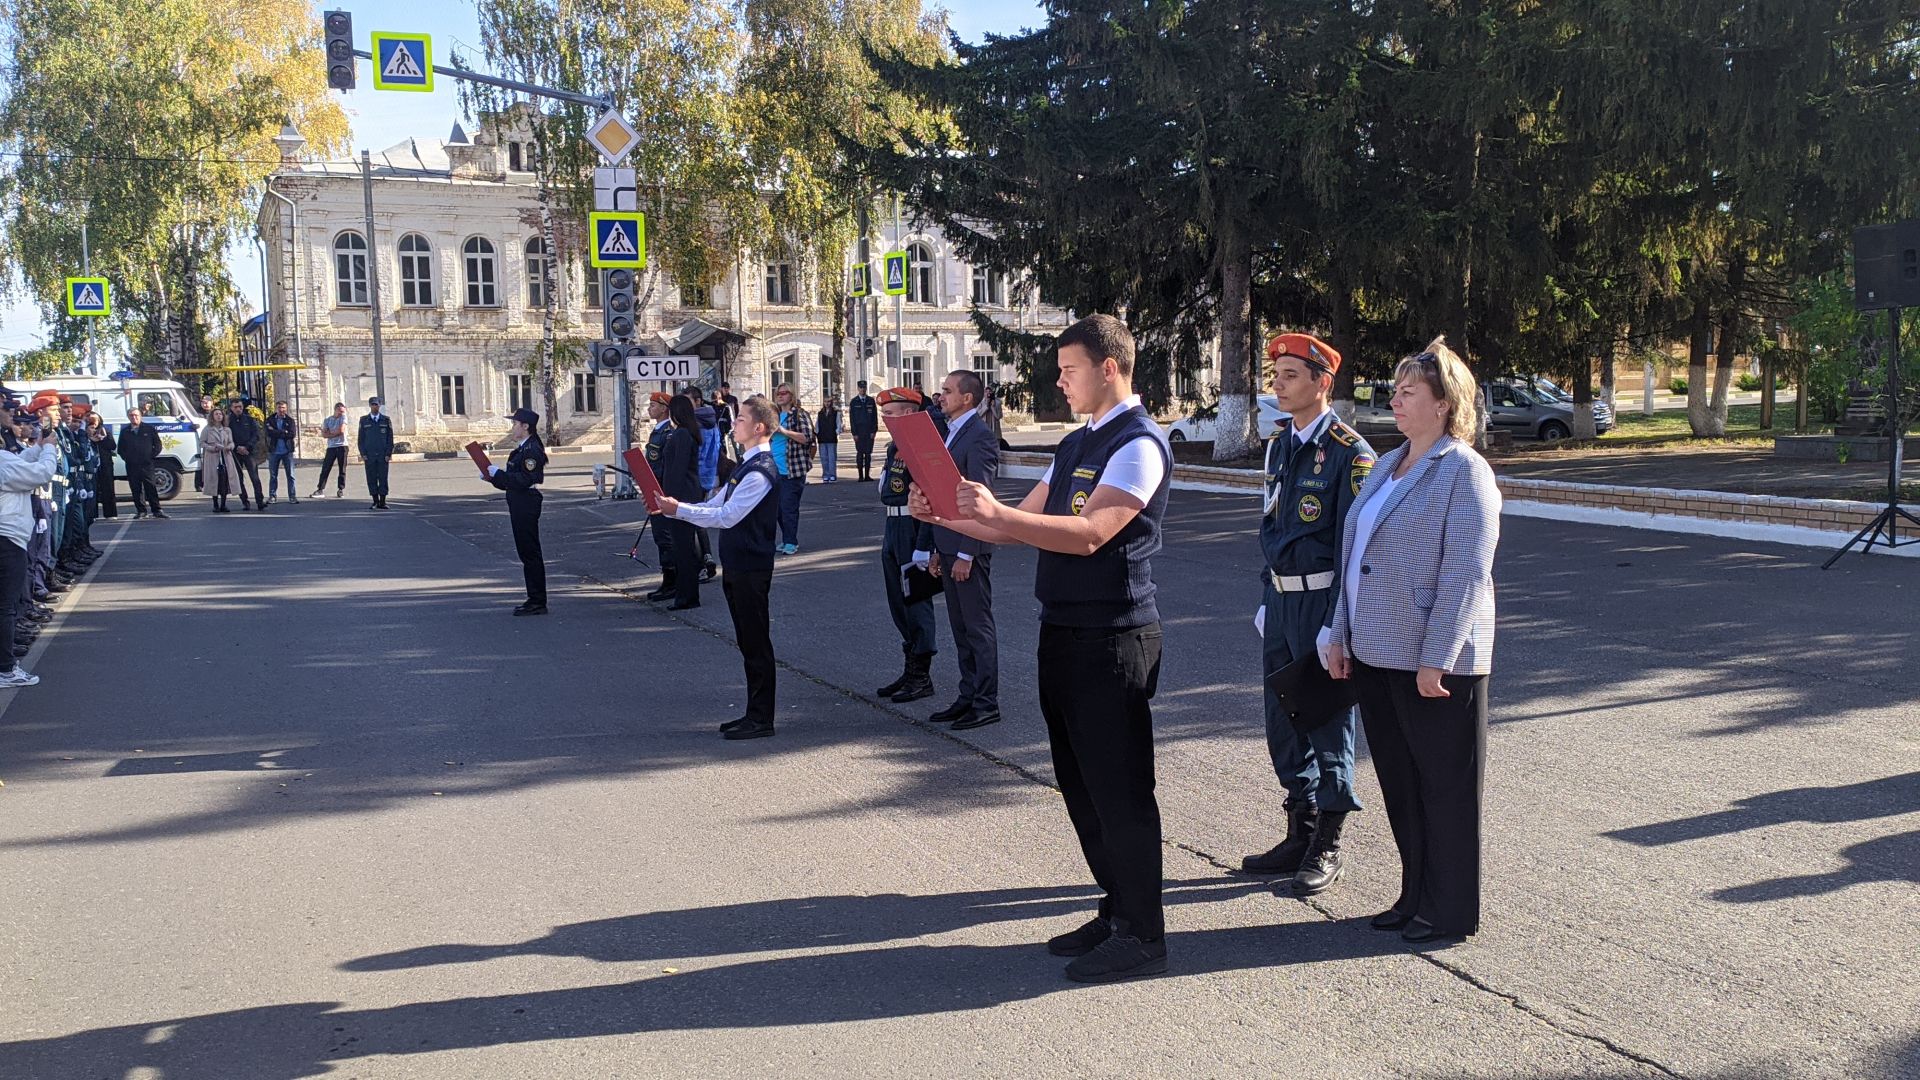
[1269,569,1336,593]
[884,505,914,517]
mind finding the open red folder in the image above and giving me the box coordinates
[465,441,492,477]
[883,410,964,521]
[621,447,666,513]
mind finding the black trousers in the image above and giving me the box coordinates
[650,512,674,573]
[853,432,876,477]
[507,490,546,605]
[0,538,22,664]
[722,567,775,725]
[94,461,117,518]
[941,551,998,710]
[1038,621,1165,939]
[1352,659,1488,935]
[124,463,160,514]
[316,447,348,492]
[666,518,701,604]
[364,456,390,501]
[234,452,264,502]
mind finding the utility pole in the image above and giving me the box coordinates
[80,209,96,376]
[361,150,388,406]
[855,199,872,387]
[892,193,905,383]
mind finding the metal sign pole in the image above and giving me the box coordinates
[81,216,96,376]
[361,150,388,407]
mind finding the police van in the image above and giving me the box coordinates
[11,376,204,501]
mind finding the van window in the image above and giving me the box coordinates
[138,392,177,418]
[67,393,92,405]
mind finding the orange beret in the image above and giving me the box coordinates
[874,386,922,406]
[26,391,62,413]
[648,391,673,406]
[1267,332,1341,377]
[71,403,92,419]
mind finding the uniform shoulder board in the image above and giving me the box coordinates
[1328,422,1361,448]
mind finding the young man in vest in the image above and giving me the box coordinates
[870,387,941,705]
[910,313,1173,983]
[1242,333,1375,896]
[659,396,783,740]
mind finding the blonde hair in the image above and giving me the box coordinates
[1393,336,1481,443]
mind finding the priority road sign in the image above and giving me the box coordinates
[370,32,433,92]
[882,251,908,296]
[586,110,640,166]
[850,263,870,298]
[589,212,646,269]
[65,277,110,317]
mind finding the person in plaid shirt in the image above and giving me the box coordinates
[771,384,815,554]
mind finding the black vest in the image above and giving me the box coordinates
[1034,406,1171,628]
[879,445,912,506]
[717,452,781,572]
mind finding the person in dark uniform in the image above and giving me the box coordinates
[487,407,548,615]
[657,395,706,610]
[642,392,681,601]
[911,314,1172,984]
[870,387,940,704]
[1240,333,1377,896]
[848,380,879,482]
[359,397,394,509]
[659,396,782,740]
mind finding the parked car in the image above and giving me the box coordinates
[1165,394,1288,442]
[1497,376,1615,433]
[1354,380,1498,438]
[1483,379,1612,441]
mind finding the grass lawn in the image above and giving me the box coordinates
[1595,403,1833,445]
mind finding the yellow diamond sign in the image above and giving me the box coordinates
[586,110,639,165]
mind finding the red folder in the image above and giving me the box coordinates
[465,441,492,477]
[622,447,666,513]
[883,410,964,520]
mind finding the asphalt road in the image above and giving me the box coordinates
[1,457,1914,1079]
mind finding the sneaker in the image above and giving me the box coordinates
[310,490,324,499]
[779,543,799,556]
[1063,932,1167,983]
[0,667,41,688]
[1047,916,1113,957]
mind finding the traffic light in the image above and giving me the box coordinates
[595,341,626,371]
[602,268,636,340]
[323,10,355,91]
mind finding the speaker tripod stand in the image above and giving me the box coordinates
[1823,304,1919,568]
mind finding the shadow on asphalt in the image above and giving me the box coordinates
[0,918,1407,1079]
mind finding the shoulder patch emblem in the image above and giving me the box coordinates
[1071,489,1090,516]
[525,458,538,471]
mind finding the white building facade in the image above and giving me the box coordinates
[256,110,1072,450]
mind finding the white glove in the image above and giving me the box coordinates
[1253,604,1266,639]
[1316,625,1333,671]
[488,465,502,476]
[34,519,47,534]
[911,549,930,571]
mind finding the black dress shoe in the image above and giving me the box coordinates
[1047,916,1112,957]
[1064,933,1167,983]
[666,600,701,610]
[1401,919,1466,945]
[722,722,775,740]
[929,699,970,723]
[1370,908,1412,931]
[719,717,753,733]
[950,709,1001,731]
[512,603,548,617]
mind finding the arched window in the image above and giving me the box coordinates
[770,351,797,390]
[333,232,368,306]
[524,237,549,309]
[463,237,498,307]
[397,233,433,307]
[907,243,934,305]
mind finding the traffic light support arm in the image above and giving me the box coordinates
[351,49,613,112]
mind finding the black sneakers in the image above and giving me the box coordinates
[1046,916,1112,957]
[1064,931,1168,983]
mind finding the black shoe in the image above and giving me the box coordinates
[512,603,549,617]
[929,699,971,723]
[134,511,148,520]
[1370,908,1412,931]
[722,722,775,740]
[152,510,168,519]
[666,600,701,611]
[1241,805,1318,875]
[1401,919,1466,946]
[1291,811,1348,896]
[1063,931,1167,983]
[719,717,756,734]
[646,579,676,601]
[699,561,717,582]
[11,645,26,658]
[875,650,914,698]
[951,709,1001,731]
[31,591,52,603]
[888,653,935,703]
[1047,917,1112,957]
[370,502,381,511]
[377,499,389,509]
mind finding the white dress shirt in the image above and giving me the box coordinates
[672,445,774,529]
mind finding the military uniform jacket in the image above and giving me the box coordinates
[1260,412,1375,578]
[358,413,394,458]
[489,435,546,496]
[879,444,934,548]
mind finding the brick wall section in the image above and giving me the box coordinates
[1001,451,1887,533]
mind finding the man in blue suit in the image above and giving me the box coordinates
[926,369,1001,730]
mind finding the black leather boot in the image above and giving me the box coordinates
[646,571,676,601]
[1292,811,1349,895]
[875,646,914,698]
[889,653,935,703]
[1240,805,1317,875]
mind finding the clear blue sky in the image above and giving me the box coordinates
[0,0,1047,354]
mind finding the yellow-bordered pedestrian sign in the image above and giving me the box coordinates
[65,277,110,317]
[850,263,871,298]
[588,212,647,269]
[370,32,433,92]
[882,251,908,296]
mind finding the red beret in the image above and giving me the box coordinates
[1267,332,1341,377]
[874,386,922,406]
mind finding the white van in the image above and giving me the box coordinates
[12,376,204,501]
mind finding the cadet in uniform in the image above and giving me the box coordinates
[1241,332,1376,895]
[642,392,680,601]
[912,314,1173,984]
[359,397,394,509]
[870,387,940,705]
[487,407,549,615]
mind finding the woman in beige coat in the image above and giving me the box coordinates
[199,409,246,512]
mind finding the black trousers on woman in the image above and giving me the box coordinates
[94,460,117,518]
[1351,659,1488,936]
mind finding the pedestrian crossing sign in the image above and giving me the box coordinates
[883,251,908,296]
[370,32,433,92]
[850,263,870,298]
[65,277,110,317]
[588,212,646,269]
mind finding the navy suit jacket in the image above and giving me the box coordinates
[930,409,999,558]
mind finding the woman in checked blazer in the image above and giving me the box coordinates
[1324,337,1500,945]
